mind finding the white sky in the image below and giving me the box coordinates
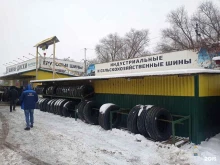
[0,0,220,76]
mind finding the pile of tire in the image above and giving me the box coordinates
[37,98,79,118]
[127,105,172,141]
[35,86,47,95]
[46,86,57,95]
[98,103,121,130]
[76,100,100,125]
[55,85,94,98]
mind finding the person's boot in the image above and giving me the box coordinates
[24,127,30,130]
[30,125,33,128]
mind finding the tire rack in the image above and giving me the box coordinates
[109,109,191,146]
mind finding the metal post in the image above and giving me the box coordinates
[84,48,87,75]
[172,123,175,145]
[36,47,38,80]
[110,112,112,130]
[189,116,191,142]
[53,41,56,79]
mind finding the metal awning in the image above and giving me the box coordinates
[34,36,59,50]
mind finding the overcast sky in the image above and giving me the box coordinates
[1,0,220,76]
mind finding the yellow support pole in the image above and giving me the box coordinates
[53,40,56,79]
[36,46,38,80]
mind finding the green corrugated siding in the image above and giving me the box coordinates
[94,94,197,142]
[197,97,220,142]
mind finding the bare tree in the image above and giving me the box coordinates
[94,29,150,62]
[119,29,150,60]
[95,33,124,63]
[157,7,196,53]
[192,1,220,43]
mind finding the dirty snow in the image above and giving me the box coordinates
[0,106,220,165]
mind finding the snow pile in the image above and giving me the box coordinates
[0,106,219,165]
[99,103,115,114]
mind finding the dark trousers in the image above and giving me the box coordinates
[10,100,16,112]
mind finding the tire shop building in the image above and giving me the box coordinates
[0,56,84,87]
[31,46,220,145]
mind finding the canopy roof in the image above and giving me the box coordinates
[30,69,220,83]
[34,36,59,49]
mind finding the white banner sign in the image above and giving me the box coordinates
[95,50,202,76]
[6,59,36,75]
[5,57,84,76]
[39,57,84,75]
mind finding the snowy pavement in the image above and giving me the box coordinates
[0,106,219,165]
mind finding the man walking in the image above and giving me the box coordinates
[19,84,38,130]
[9,86,18,112]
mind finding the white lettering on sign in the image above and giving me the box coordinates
[40,57,84,74]
[95,50,200,76]
[17,63,27,71]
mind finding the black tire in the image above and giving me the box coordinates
[145,107,172,141]
[54,99,61,114]
[127,105,142,134]
[55,99,63,115]
[63,101,77,117]
[42,99,50,112]
[77,100,88,121]
[79,85,94,98]
[98,103,121,130]
[58,99,69,116]
[83,101,99,125]
[39,98,47,111]
[48,99,57,113]
[137,105,154,137]
[51,99,58,114]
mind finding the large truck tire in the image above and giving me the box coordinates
[145,107,172,141]
[137,105,154,137]
[127,105,142,134]
[77,100,88,121]
[98,103,121,130]
[83,101,99,125]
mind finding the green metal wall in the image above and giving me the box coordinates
[92,74,220,144]
[94,94,195,142]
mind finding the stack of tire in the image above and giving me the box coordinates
[76,100,100,125]
[127,105,172,141]
[37,98,80,118]
[55,85,94,98]
[35,86,47,95]
[46,86,57,95]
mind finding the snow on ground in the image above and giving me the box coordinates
[0,106,220,165]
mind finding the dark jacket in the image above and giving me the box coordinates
[9,88,18,101]
[19,84,38,110]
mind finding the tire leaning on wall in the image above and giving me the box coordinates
[83,101,100,125]
[98,103,121,130]
[145,107,172,141]
[76,100,88,122]
[58,99,69,116]
[137,105,154,137]
[127,105,142,134]
[62,101,78,117]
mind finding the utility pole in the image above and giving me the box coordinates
[84,48,87,75]
[195,23,201,46]
[53,41,56,79]
[36,47,38,80]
